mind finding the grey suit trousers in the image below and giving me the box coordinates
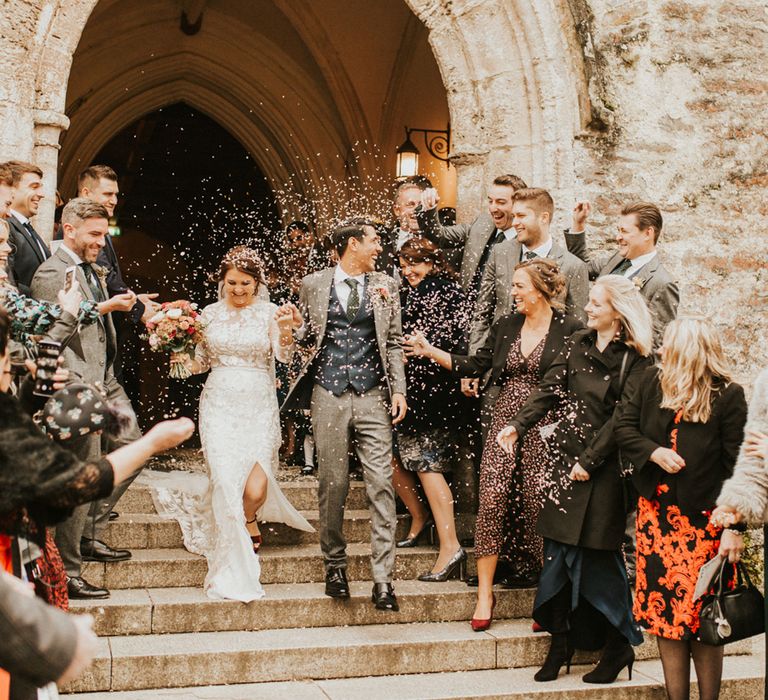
[311,384,396,583]
[56,380,141,577]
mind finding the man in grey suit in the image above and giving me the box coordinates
[31,198,141,599]
[470,187,589,355]
[565,200,679,348]
[283,218,407,611]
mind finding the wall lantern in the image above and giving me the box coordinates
[395,125,450,178]
[108,217,122,238]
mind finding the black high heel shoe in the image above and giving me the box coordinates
[582,643,634,684]
[417,548,467,582]
[534,633,574,682]
[396,518,435,548]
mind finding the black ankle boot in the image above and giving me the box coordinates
[582,639,634,684]
[534,633,574,682]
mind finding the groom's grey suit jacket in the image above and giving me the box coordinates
[31,246,117,387]
[564,230,679,348]
[282,267,407,411]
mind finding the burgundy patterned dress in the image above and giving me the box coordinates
[474,336,552,577]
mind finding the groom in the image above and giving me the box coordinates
[283,217,407,611]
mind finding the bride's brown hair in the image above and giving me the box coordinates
[213,246,265,286]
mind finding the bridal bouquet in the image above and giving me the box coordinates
[144,300,205,379]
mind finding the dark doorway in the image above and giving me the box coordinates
[88,102,281,433]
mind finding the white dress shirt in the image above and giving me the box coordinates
[521,238,553,259]
[333,265,366,313]
[625,250,657,277]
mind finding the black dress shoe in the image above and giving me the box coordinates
[325,567,350,598]
[109,511,119,521]
[371,582,399,611]
[300,464,315,476]
[67,576,110,599]
[80,539,132,562]
[465,570,512,588]
[500,573,540,589]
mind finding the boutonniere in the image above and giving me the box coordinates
[632,276,647,290]
[93,265,109,282]
[368,284,396,308]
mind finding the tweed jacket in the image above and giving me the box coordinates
[0,571,77,694]
[469,237,589,353]
[717,368,768,524]
[282,267,407,410]
[30,246,117,387]
[417,207,496,291]
[564,230,679,347]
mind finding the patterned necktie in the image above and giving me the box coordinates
[80,262,105,302]
[344,278,360,321]
[612,258,633,275]
[493,230,506,245]
[523,250,538,261]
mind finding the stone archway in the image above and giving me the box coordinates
[16,0,592,237]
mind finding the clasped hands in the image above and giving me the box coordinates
[274,302,303,332]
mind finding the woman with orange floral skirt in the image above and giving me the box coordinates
[616,318,748,700]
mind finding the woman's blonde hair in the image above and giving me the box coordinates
[592,275,653,357]
[659,317,733,423]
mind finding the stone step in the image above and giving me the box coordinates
[60,619,761,694]
[64,652,766,699]
[103,510,410,549]
[128,475,371,515]
[70,581,535,636]
[81,544,465,589]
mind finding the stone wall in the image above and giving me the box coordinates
[0,0,765,380]
[566,0,768,382]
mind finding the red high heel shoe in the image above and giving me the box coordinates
[470,593,497,632]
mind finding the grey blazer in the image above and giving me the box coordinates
[564,230,679,347]
[417,207,496,291]
[282,267,407,410]
[469,238,589,353]
[31,247,117,386]
[717,368,768,524]
[0,571,76,688]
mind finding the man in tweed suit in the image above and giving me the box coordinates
[31,198,141,599]
[283,218,407,611]
[565,200,679,349]
[470,188,589,355]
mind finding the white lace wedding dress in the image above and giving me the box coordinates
[150,300,313,602]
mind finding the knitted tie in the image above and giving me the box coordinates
[612,258,633,275]
[80,262,105,302]
[344,278,360,321]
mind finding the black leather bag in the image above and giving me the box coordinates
[697,559,765,646]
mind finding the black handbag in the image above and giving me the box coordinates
[696,559,765,646]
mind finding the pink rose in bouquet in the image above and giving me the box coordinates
[143,300,205,379]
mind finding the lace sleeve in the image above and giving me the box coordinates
[269,308,294,365]
[193,305,214,372]
[43,458,115,509]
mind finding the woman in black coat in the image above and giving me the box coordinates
[615,318,747,700]
[405,258,582,628]
[497,275,653,684]
[392,237,470,581]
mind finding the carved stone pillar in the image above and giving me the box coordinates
[31,109,70,242]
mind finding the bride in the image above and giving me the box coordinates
[152,246,313,602]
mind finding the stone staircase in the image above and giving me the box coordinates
[64,469,765,699]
